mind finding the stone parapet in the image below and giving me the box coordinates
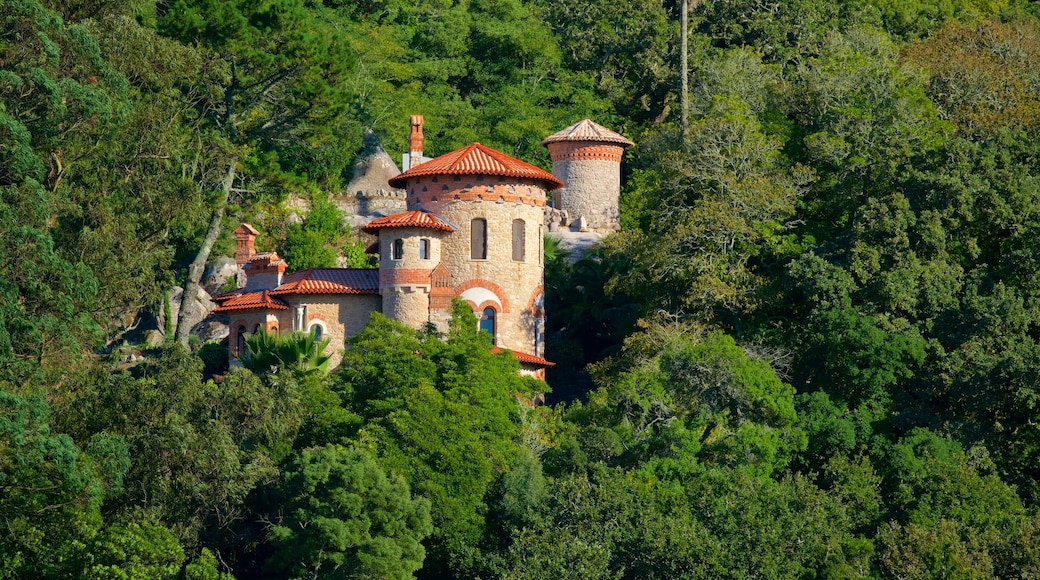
[546,141,626,163]
[406,175,549,209]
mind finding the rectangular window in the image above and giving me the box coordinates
[471,218,487,260]
[419,239,430,260]
[512,219,525,261]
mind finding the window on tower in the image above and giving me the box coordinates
[471,218,487,260]
[512,219,525,261]
[419,239,430,259]
[479,307,496,344]
[392,238,404,260]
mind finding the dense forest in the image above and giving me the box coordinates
[5,0,1040,577]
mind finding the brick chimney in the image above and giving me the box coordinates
[409,115,424,170]
[244,252,286,291]
[234,223,260,266]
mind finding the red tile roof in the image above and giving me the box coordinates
[270,268,379,296]
[211,290,289,313]
[541,118,634,148]
[388,142,563,190]
[360,210,456,234]
[491,347,556,367]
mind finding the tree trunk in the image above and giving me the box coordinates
[175,160,237,347]
[681,0,689,144]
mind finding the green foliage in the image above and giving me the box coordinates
[0,391,106,577]
[280,195,353,271]
[243,329,332,378]
[585,325,805,476]
[7,0,1040,576]
[335,305,529,574]
[51,347,298,545]
[267,445,431,579]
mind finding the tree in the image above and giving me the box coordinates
[333,304,532,576]
[158,0,364,346]
[243,329,333,378]
[267,445,431,579]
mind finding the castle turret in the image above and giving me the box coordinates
[541,118,634,233]
[388,141,562,359]
[361,210,455,329]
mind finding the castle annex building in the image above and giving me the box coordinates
[213,117,632,379]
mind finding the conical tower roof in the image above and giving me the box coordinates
[540,118,634,148]
[388,142,562,190]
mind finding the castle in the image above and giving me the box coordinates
[213,116,633,379]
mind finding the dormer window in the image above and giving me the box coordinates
[392,238,404,260]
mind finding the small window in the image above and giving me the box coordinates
[479,307,496,344]
[539,225,544,264]
[471,218,487,260]
[311,324,322,340]
[253,323,262,334]
[392,238,404,260]
[512,219,525,261]
[419,239,430,260]
[236,325,247,355]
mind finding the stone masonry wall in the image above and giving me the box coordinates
[406,179,547,357]
[279,294,381,367]
[548,142,625,233]
[377,226,447,328]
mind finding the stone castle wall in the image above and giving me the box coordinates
[547,142,625,233]
[278,294,381,367]
[403,177,547,357]
[377,226,447,328]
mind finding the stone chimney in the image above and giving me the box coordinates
[409,115,424,170]
[234,223,260,266]
[244,252,286,291]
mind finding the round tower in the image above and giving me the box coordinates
[361,211,454,329]
[388,142,562,358]
[541,118,634,233]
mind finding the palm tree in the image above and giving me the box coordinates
[243,329,332,377]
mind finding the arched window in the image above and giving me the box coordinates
[253,323,262,334]
[392,238,404,260]
[311,324,322,340]
[512,219,525,261]
[479,307,496,344]
[419,239,430,260]
[236,325,247,356]
[471,218,487,260]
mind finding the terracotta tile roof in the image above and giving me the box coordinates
[388,142,563,190]
[491,347,556,367]
[540,118,634,148]
[212,290,289,313]
[270,268,379,296]
[360,210,456,234]
[235,223,260,235]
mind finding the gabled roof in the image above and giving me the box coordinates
[388,142,563,190]
[360,210,456,234]
[270,268,379,296]
[540,118,634,148]
[491,347,555,367]
[212,290,289,313]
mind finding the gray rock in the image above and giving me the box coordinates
[203,256,243,295]
[192,319,229,343]
[144,329,165,348]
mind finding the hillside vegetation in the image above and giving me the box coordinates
[4,0,1040,577]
